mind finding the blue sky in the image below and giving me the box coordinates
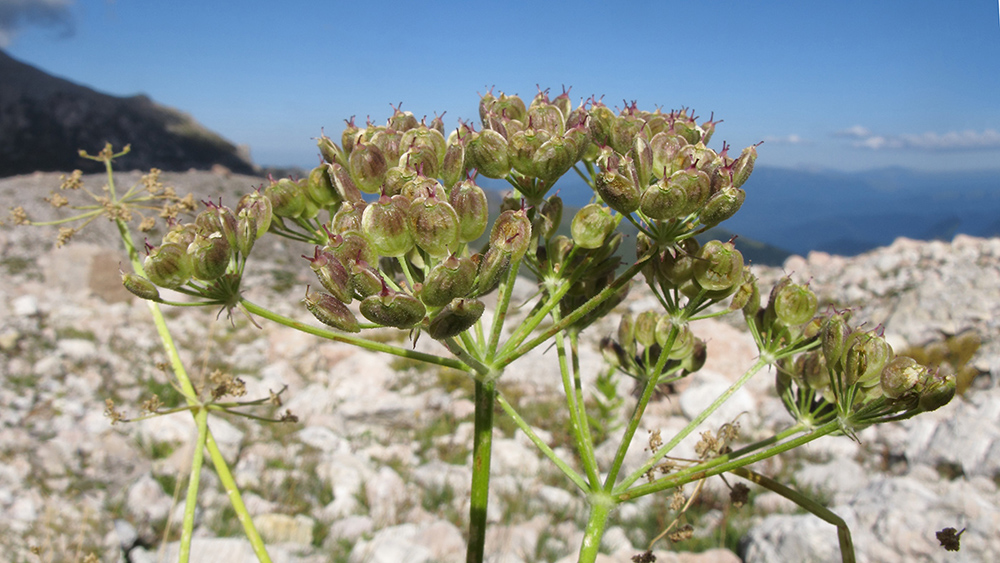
[4,0,1000,172]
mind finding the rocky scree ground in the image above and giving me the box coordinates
[1,171,998,563]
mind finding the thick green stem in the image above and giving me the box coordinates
[577,493,616,563]
[179,408,209,563]
[466,379,496,563]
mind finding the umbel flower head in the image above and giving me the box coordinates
[775,309,957,434]
[8,144,196,247]
[268,90,763,345]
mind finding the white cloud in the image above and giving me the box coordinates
[762,133,809,145]
[0,0,75,48]
[837,126,1000,151]
[834,125,872,139]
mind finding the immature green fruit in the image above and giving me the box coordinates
[428,298,485,339]
[467,129,511,179]
[594,158,641,214]
[347,259,383,298]
[402,126,448,166]
[649,132,687,179]
[509,128,551,177]
[821,310,852,373]
[235,209,257,257]
[188,232,232,281]
[304,247,352,304]
[587,104,616,147]
[918,370,956,412]
[440,142,466,188]
[798,351,830,391]
[617,312,637,359]
[317,132,346,166]
[388,107,419,132]
[348,140,388,194]
[532,136,578,182]
[729,267,758,313]
[699,187,745,228]
[672,119,701,145]
[401,175,446,201]
[472,247,511,297]
[360,289,426,329]
[303,289,360,333]
[326,162,364,203]
[306,164,339,207]
[670,168,712,215]
[196,205,237,249]
[634,311,658,348]
[693,240,744,292]
[774,282,818,326]
[658,239,700,288]
[370,128,404,165]
[610,113,645,156]
[640,177,687,221]
[527,104,566,136]
[409,196,460,257]
[331,201,366,235]
[655,317,695,360]
[342,121,361,157]
[732,144,759,189]
[490,209,532,261]
[842,330,893,388]
[421,254,477,307]
[328,231,379,270]
[571,204,615,249]
[237,191,273,238]
[631,136,654,189]
[399,143,440,179]
[121,272,160,301]
[383,165,418,196]
[163,223,198,248]
[880,356,925,399]
[144,241,193,289]
[449,180,489,243]
[297,180,322,220]
[480,91,527,123]
[265,178,306,218]
[362,195,413,257]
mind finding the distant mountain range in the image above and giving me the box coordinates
[0,49,255,177]
[726,166,1000,256]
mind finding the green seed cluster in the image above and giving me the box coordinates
[776,304,957,430]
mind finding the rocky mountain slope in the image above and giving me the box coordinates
[1,170,998,562]
[0,50,255,177]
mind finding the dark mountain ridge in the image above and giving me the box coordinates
[0,49,255,177]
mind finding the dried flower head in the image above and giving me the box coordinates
[103,398,126,425]
[59,169,84,190]
[667,524,693,543]
[44,192,69,208]
[141,394,163,414]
